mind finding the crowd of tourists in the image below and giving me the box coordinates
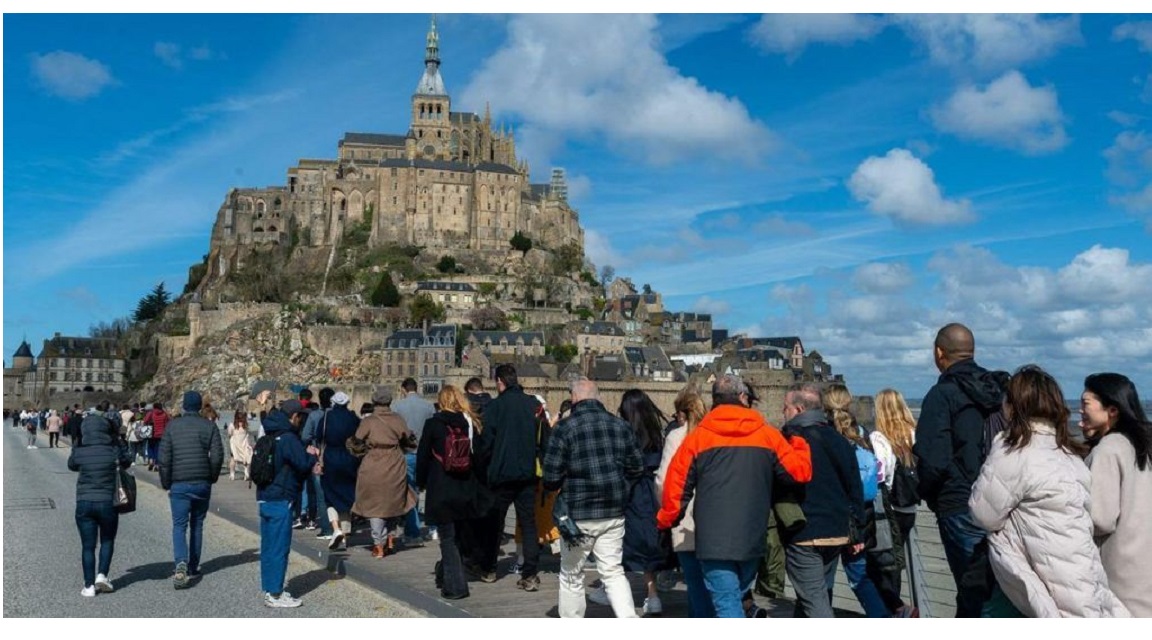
[44,321,1151,617]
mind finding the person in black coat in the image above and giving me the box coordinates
[618,389,669,615]
[416,386,494,600]
[68,411,133,596]
[318,393,361,550]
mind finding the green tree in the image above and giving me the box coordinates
[552,242,583,275]
[469,306,508,330]
[436,255,457,273]
[369,272,401,307]
[133,282,171,323]
[409,293,446,326]
[546,344,578,364]
[510,231,532,253]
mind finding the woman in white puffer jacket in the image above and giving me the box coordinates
[969,365,1129,618]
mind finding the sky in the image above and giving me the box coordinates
[5,12,1152,398]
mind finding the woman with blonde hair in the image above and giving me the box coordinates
[416,385,493,600]
[655,384,710,616]
[822,383,890,618]
[870,389,920,617]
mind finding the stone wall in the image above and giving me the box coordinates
[191,302,281,343]
[156,335,193,367]
[304,326,391,363]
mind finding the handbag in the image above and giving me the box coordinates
[113,466,137,514]
[313,411,328,476]
[346,436,369,459]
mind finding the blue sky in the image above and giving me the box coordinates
[5,13,1152,397]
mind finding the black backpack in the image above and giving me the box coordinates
[249,435,280,488]
[889,459,921,509]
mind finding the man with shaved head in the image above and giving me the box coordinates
[915,323,1009,617]
[543,377,643,618]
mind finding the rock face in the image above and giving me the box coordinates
[140,309,380,410]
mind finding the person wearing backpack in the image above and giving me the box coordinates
[823,384,890,618]
[254,400,318,608]
[914,323,1008,617]
[779,382,865,618]
[869,388,921,617]
[415,385,494,600]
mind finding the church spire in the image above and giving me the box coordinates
[425,15,440,66]
[415,15,447,96]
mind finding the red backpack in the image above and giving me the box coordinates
[433,419,472,475]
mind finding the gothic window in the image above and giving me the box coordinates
[391,168,397,177]
[268,225,277,232]
[253,226,264,232]
[257,201,266,216]
[274,197,282,209]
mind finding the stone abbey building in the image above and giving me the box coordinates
[208,17,584,279]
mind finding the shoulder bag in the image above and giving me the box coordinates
[113,464,137,514]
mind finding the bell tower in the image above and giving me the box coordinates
[411,16,451,160]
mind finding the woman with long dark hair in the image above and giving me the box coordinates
[970,365,1127,617]
[1081,372,1152,616]
[616,389,667,615]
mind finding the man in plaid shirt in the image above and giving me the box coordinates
[543,378,644,618]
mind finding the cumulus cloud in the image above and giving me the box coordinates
[692,295,732,316]
[853,262,915,294]
[892,14,1081,73]
[1104,130,1152,214]
[30,51,115,100]
[749,14,885,58]
[461,14,773,165]
[931,70,1067,154]
[583,229,630,271]
[848,148,974,225]
[1114,21,1152,53]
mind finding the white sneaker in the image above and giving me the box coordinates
[426,529,439,542]
[95,574,114,593]
[642,595,663,615]
[327,531,346,550]
[263,592,302,608]
[80,585,96,598]
[587,584,610,606]
[506,560,524,575]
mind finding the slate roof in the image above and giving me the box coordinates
[449,112,481,124]
[341,133,408,147]
[375,158,520,176]
[580,322,624,337]
[417,281,477,293]
[13,341,33,359]
[470,331,545,346]
[384,324,456,349]
[38,336,122,359]
[590,359,626,382]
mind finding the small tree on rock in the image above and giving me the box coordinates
[370,272,401,307]
[133,282,171,323]
[510,231,532,253]
[469,306,509,331]
[409,294,445,327]
[436,255,457,274]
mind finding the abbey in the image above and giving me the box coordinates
[209,18,583,271]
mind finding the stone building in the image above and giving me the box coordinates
[467,330,546,358]
[380,323,456,396]
[576,321,626,355]
[203,17,584,288]
[3,335,127,408]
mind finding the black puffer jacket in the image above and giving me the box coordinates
[158,413,224,490]
[483,385,545,486]
[68,417,133,503]
[913,359,1008,516]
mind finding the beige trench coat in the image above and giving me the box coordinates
[351,407,416,519]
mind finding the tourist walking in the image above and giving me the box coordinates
[543,379,643,618]
[318,391,362,550]
[47,409,63,448]
[416,385,494,600]
[656,385,709,616]
[970,365,1128,617]
[1080,373,1152,617]
[144,402,170,471]
[778,382,863,618]
[66,405,84,447]
[301,388,335,536]
[25,411,39,448]
[394,378,436,545]
[616,388,668,615]
[158,391,224,589]
[659,375,813,618]
[256,400,319,608]
[869,388,921,617]
[228,411,254,482]
[914,323,1007,617]
[68,412,133,596]
[352,386,417,559]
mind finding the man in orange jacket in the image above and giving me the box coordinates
[657,374,812,617]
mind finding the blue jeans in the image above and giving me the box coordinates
[677,551,716,618]
[841,547,890,617]
[404,453,422,538]
[699,558,759,618]
[76,500,119,587]
[260,500,293,595]
[169,481,211,572]
[937,511,988,617]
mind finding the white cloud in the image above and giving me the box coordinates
[1104,130,1152,215]
[583,229,629,271]
[931,70,1067,154]
[461,14,772,165]
[848,148,974,225]
[30,51,114,100]
[154,42,183,68]
[1114,21,1152,53]
[749,14,885,58]
[692,295,731,316]
[155,42,225,69]
[754,215,816,236]
[853,262,914,294]
[892,14,1081,73]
